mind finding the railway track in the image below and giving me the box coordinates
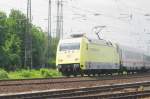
[0,72,150,87]
[1,73,150,94]
[61,90,150,99]
[1,81,150,99]
[0,76,92,86]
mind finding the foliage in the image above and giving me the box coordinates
[0,11,7,68]
[19,70,32,78]
[40,68,61,78]
[0,69,9,79]
[40,68,53,78]
[48,69,62,77]
[0,9,58,70]
[8,70,42,79]
[47,38,59,68]
[2,33,21,70]
[32,26,47,68]
[7,69,62,79]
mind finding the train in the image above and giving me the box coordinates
[56,34,150,76]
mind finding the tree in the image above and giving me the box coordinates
[8,9,26,67]
[0,10,26,70]
[0,11,8,68]
[32,26,47,68]
[2,33,21,70]
[0,11,7,47]
[0,9,58,70]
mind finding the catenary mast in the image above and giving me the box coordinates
[25,0,32,69]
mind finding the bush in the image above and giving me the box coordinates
[49,69,62,77]
[19,70,32,78]
[40,68,62,78]
[0,68,62,79]
[40,68,53,78]
[40,68,47,76]
[29,70,42,78]
[0,69,9,79]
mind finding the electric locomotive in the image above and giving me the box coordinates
[56,34,150,76]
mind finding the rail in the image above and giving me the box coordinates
[0,81,150,99]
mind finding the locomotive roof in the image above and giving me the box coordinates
[67,34,116,47]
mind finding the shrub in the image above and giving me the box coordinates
[29,70,42,78]
[0,69,9,79]
[40,68,48,76]
[40,68,62,78]
[19,70,32,78]
[49,69,62,77]
[40,68,53,78]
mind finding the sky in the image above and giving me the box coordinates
[0,0,150,53]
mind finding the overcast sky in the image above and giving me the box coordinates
[0,0,150,52]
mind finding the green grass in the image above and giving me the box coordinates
[0,68,62,80]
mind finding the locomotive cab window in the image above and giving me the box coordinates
[59,43,80,51]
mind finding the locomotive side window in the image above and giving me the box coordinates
[59,43,80,51]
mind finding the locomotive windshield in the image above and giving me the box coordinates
[59,43,80,51]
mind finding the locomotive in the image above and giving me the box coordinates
[56,34,150,76]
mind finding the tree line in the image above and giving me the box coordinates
[0,9,57,71]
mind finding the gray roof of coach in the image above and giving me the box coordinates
[118,44,144,54]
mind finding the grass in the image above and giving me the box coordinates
[0,68,62,80]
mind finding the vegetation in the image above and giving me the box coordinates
[40,68,62,78]
[0,68,62,80]
[0,69,9,79]
[0,9,58,71]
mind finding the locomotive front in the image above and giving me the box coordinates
[56,37,82,75]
